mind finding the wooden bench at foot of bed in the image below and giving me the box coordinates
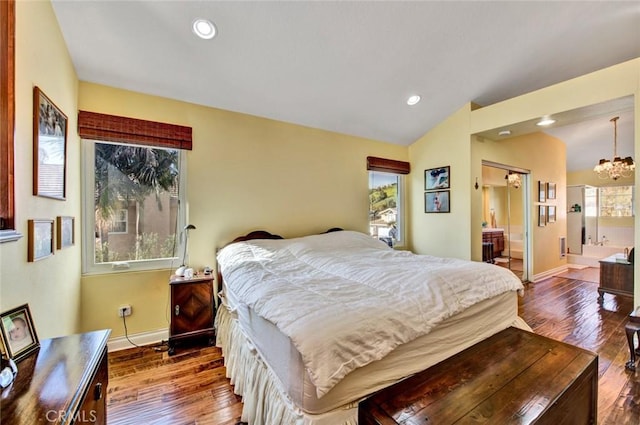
[359,327,597,425]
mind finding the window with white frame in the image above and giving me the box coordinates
[82,140,185,273]
[369,171,403,247]
[366,157,409,247]
[79,111,192,274]
[584,186,598,217]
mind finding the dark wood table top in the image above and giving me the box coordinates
[1,329,110,425]
[360,327,597,425]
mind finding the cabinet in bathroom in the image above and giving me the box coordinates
[482,230,504,260]
[598,255,633,300]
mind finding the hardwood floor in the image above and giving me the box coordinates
[107,343,244,424]
[107,270,640,424]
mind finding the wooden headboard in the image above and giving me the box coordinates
[229,230,284,244]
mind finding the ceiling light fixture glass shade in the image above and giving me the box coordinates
[593,116,635,180]
[406,95,421,106]
[192,18,216,39]
[506,172,521,189]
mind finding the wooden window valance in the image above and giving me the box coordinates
[78,111,192,150]
[366,156,410,174]
[1,0,16,232]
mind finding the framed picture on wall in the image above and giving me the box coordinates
[27,219,54,262]
[547,205,556,223]
[538,205,547,227]
[425,166,450,190]
[547,182,556,200]
[425,190,450,213]
[56,216,75,249]
[538,181,546,203]
[33,86,67,200]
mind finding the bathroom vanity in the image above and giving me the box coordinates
[598,254,634,300]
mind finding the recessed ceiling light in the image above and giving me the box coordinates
[498,130,511,136]
[407,95,421,106]
[536,117,556,126]
[192,18,216,40]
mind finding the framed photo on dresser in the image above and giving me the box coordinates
[0,304,39,361]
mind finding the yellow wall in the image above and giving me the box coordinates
[408,105,472,259]
[78,83,407,337]
[0,1,80,339]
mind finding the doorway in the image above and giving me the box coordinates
[482,161,531,282]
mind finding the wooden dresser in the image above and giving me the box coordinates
[1,329,110,425]
[598,255,633,300]
[359,327,597,425]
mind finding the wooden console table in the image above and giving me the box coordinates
[1,329,110,424]
[598,255,633,300]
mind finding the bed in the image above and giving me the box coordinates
[215,229,530,425]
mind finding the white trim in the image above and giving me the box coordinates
[0,229,23,243]
[108,327,169,352]
[532,265,569,283]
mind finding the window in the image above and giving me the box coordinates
[585,186,598,217]
[79,111,192,274]
[369,171,404,246]
[109,209,129,234]
[83,140,185,273]
[366,156,409,248]
[585,185,634,218]
[599,186,634,217]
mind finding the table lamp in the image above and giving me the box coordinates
[175,224,196,276]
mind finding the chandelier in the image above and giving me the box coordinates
[506,172,521,188]
[594,116,635,180]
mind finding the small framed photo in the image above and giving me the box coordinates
[425,190,450,213]
[33,86,67,200]
[0,304,39,361]
[425,166,450,191]
[538,181,546,203]
[538,205,547,227]
[28,219,54,262]
[547,182,556,200]
[56,216,75,249]
[547,205,556,223]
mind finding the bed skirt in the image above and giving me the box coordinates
[216,305,359,425]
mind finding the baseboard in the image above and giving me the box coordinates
[532,265,569,282]
[108,328,169,352]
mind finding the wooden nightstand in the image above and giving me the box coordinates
[168,273,215,355]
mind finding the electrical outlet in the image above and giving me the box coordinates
[118,305,132,317]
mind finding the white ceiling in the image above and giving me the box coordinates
[51,1,639,170]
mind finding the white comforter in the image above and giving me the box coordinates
[217,230,523,398]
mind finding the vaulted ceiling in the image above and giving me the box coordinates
[51,1,639,170]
